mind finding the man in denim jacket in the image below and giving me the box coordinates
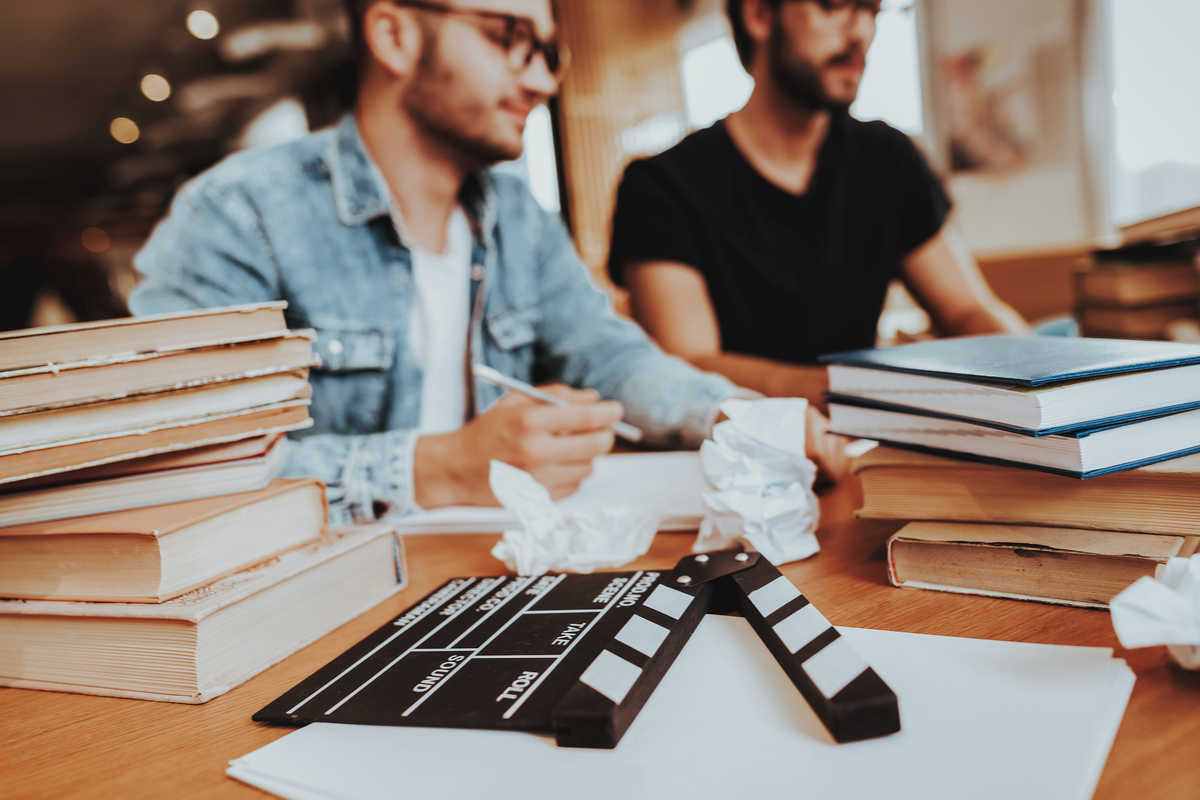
[131,0,827,522]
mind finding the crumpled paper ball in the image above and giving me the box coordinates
[1111,554,1200,669]
[694,397,821,565]
[488,461,660,576]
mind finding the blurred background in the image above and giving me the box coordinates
[1,0,1198,336]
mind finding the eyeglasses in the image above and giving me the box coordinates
[390,0,571,78]
[811,0,884,18]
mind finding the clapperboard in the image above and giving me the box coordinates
[255,550,900,748]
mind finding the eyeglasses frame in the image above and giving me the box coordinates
[388,0,570,77]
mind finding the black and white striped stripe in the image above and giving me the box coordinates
[729,558,900,742]
[746,575,870,700]
[578,585,692,704]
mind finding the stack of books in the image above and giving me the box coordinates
[0,305,405,703]
[821,335,1200,608]
[0,302,316,486]
[1074,239,1200,339]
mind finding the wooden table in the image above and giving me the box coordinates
[2,477,1198,799]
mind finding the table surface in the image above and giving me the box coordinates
[2,477,1198,800]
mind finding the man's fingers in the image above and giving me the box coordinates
[529,427,616,463]
[490,389,541,409]
[532,460,595,499]
[522,399,625,434]
[535,383,601,404]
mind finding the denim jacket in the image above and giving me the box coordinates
[130,114,744,522]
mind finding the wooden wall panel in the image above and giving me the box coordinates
[976,249,1087,324]
[555,0,690,299]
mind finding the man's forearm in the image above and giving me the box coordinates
[688,352,830,408]
[939,300,1031,337]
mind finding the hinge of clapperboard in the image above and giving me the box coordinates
[550,549,901,749]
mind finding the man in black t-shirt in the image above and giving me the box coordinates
[609,0,1027,472]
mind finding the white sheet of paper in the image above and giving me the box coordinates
[390,452,707,534]
[229,618,1134,800]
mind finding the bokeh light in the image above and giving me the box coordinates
[81,228,111,253]
[109,117,140,144]
[141,74,171,102]
[187,10,220,40]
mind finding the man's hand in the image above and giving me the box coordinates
[413,385,625,508]
[806,405,853,486]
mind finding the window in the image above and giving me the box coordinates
[679,0,923,135]
[494,103,562,215]
[851,0,923,135]
[681,36,753,130]
[1106,0,1200,226]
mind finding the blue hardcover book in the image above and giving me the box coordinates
[820,336,1200,433]
[827,401,1200,479]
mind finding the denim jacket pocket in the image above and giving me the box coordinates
[483,304,539,379]
[485,304,539,350]
[312,327,394,372]
[308,326,395,434]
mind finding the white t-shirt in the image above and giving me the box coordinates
[403,208,473,435]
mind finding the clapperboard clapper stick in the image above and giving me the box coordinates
[254,550,900,748]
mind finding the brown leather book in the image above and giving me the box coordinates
[1078,301,1200,339]
[0,523,404,703]
[0,477,327,603]
[887,521,1190,609]
[0,371,309,455]
[0,401,311,486]
[1074,262,1200,307]
[0,330,317,415]
[0,433,289,528]
[0,301,288,373]
[853,445,1200,536]
[3,433,282,491]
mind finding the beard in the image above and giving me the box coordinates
[768,24,861,113]
[402,25,525,170]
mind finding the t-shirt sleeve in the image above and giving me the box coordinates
[607,159,704,287]
[890,132,952,258]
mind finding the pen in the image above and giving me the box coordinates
[471,363,644,443]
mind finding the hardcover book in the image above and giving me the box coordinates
[821,335,1200,433]
[0,371,309,454]
[0,330,317,416]
[0,433,288,528]
[820,335,1200,385]
[886,521,1190,609]
[0,301,288,373]
[853,445,1200,536]
[828,402,1200,478]
[1074,261,1200,307]
[0,477,328,602]
[2,433,281,490]
[0,400,311,486]
[0,523,404,703]
[1078,302,1199,340]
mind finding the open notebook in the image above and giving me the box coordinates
[390,451,708,534]
[230,616,1134,800]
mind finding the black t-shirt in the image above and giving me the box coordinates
[608,115,950,365]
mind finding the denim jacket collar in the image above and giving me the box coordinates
[329,114,391,227]
[329,113,496,238]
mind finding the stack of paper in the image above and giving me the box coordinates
[229,616,1134,800]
